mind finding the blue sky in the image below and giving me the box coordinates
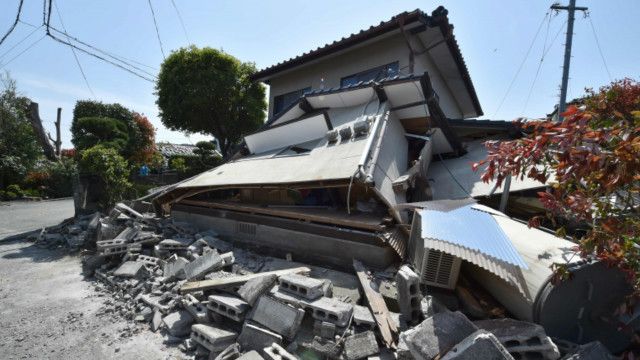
[1,0,638,148]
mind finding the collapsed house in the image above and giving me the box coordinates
[147,6,635,356]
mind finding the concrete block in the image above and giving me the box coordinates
[191,324,238,352]
[163,310,195,337]
[97,221,121,241]
[113,261,148,278]
[212,343,241,360]
[163,256,189,280]
[562,341,615,360]
[353,304,375,329]
[250,296,304,340]
[114,226,138,241]
[208,294,249,322]
[396,265,422,324]
[441,330,514,360]
[308,297,353,327]
[135,254,162,268]
[400,311,477,360]
[184,250,224,280]
[238,274,277,306]
[141,294,171,313]
[343,331,379,360]
[269,285,310,309]
[159,238,189,251]
[475,318,560,360]
[278,274,325,300]
[264,343,296,360]
[97,239,141,256]
[313,321,336,339]
[238,322,283,353]
[182,294,210,324]
[132,231,161,245]
[238,350,264,360]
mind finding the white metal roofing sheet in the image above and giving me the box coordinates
[418,204,528,269]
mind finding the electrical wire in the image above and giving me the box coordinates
[54,1,96,99]
[0,35,46,70]
[170,0,190,45]
[493,12,549,118]
[0,24,42,62]
[0,0,24,46]
[522,19,567,113]
[148,0,166,60]
[586,13,612,82]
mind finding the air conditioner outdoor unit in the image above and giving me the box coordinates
[408,211,461,289]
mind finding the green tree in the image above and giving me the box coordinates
[79,145,131,209]
[156,46,266,157]
[71,101,156,162]
[0,72,42,189]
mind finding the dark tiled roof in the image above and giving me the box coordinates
[251,7,482,116]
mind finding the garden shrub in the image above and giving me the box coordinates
[79,145,131,209]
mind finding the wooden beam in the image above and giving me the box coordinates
[179,199,384,232]
[180,266,311,294]
[353,259,397,348]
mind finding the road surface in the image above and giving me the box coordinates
[0,199,186,359]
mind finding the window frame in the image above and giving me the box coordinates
[340,61,400,87]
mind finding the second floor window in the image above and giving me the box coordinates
[340,62,399,87]
[273,87,311,115]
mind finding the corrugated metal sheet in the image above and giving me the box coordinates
[422,237,529,299]
[418,204,528,269]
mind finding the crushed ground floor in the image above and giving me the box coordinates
[9,200,623,360]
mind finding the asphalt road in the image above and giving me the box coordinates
[0,199,185,359]
[0,199,75,240]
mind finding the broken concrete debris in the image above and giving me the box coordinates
[475,318,561,360]
[441,330,514,360]
[37,202,589,359]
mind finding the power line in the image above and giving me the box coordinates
[170,0,190,45]
[54,1,96,99]
[0,24,42,62]
[147,0,166,59]
[0,0,25,46]
[48,27,157,76]
[522,20,567,113]
[493,12,549,118]
[586,13,612,82]
[0,35,46,70]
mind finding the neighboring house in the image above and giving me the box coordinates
[157,142,222,167]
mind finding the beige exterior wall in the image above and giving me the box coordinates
[266,32,464,119]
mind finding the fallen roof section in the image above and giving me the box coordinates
[428,138,548,200]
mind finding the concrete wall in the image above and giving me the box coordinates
[266,32,464,119]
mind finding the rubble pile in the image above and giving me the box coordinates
[29,202,616,359]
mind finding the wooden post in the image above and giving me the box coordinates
[54,107,62,156]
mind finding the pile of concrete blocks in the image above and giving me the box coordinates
[40,203,615,359]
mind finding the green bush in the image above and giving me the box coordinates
[46,158,78,198]
[72,116,130,153]
[79,145,131,209]
[170,157,188,173]
[6,184,23,197]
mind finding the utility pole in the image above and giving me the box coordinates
[551,0,588,118]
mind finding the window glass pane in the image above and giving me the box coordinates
[273,87,311,115]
